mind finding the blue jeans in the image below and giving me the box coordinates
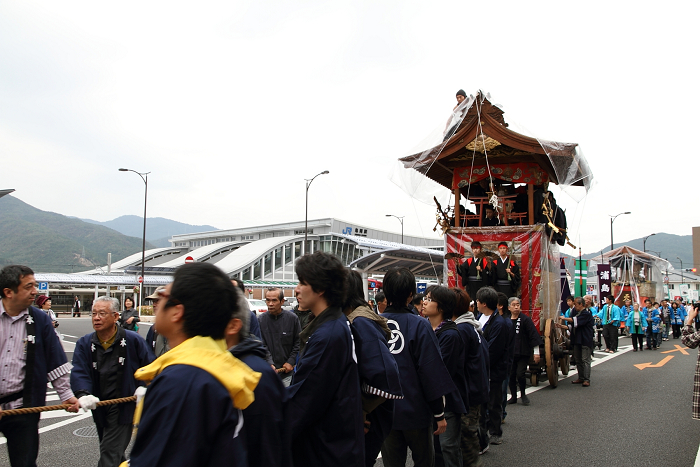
[662,323,669,339]
[437,412,462,467]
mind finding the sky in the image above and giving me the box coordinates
[1,1,698,265]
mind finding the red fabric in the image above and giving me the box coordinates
[446,229,546,332]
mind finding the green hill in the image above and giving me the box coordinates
[0,196,154,273]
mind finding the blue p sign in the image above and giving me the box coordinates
[38,282,48,291]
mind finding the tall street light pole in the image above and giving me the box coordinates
[385,214,405,244]
[609,211,631,252]
[119,168,149,310]
[642,233,656,253]
[678,256,684,284]
[304,170,329,255]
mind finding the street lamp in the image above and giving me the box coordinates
[304,170,329,255]
[677,256,684,284]
[119,168,149,309]
[385,214,404,244]
[642,233,656,253]
[609,211,631,252]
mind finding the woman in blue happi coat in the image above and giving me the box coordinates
[625,302,648,351]
[671,301,687,339]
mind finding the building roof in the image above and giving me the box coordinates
[336,233,443,254]
[35,273,173,286]
[349,248,445,277]
[399,91,593,191]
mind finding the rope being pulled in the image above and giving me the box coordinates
[0,396,137,417]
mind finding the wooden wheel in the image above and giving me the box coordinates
[544,319,559,387]
[559,356,570,375]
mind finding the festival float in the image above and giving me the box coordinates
[395,91,594,387]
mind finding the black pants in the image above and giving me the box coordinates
[479,379,503,447]
[95,405,132,467]
[672,324,681,339]
[603,324,618,351]
[0,412,40,467]
[631,333,645,350]
[381,426,434,467]
[509,355,529,397]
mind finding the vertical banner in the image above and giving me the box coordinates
[560,258,571,315]
[574,259,588,297]
[598,264,612,302]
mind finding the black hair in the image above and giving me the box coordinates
[382,267,415,307]
[295,251,347,308]
[452,288,471,318]
[476,286,498,311]
[124,295,134,307]
[344,270,370,312]
[375,292,386,303]
[0,265,34,298]
[606,295,614,302]
[231,278,245,293]
[566,295,574,302]
[169,262,241,340]
[497,292,509,309]
[425,285,456,320]
[412,293,424,306]
[574,297,585,306]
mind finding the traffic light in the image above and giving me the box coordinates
[685,268,697,273]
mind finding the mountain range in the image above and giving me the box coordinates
[0,194,694,274]
[81,215,217,247]
[562,232,693,270]
[0,196,153,273]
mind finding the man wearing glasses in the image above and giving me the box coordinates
[71,296,154,467]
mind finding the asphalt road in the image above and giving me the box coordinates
[3,321,699,467]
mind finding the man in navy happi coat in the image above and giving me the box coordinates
[380,267,457,467]
[287,252,364,467]
[126,263,261,467]
[226,293,290,467]
[71,296,154,467]
[476,287,509,448]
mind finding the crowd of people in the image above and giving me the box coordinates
[2,257,698,467]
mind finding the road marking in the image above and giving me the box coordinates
[0,412,93,445]
[662,344,690,355]
[634,355,674,370]
[523,345,634,395]
[695,440,700,467]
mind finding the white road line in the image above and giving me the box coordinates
[0,412,93,445]
[61,334,80,339]
[695,440,700,467]
[525,345,634,395]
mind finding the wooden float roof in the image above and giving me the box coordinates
[400,91,588,190]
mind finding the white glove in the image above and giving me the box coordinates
[78,395,100,411]
[134,386,147,405]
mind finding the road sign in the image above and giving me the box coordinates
[138,276,143,284]
[663,276,669,284]
[38,282,48,291]
[185,256,194,264]
[416,283,427,294]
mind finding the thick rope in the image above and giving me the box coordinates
[0,396,137,417]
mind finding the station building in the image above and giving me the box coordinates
[35,218,445,310]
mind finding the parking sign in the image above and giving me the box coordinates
[38,282,48,291]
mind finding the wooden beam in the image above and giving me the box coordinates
[528,184,534,225]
